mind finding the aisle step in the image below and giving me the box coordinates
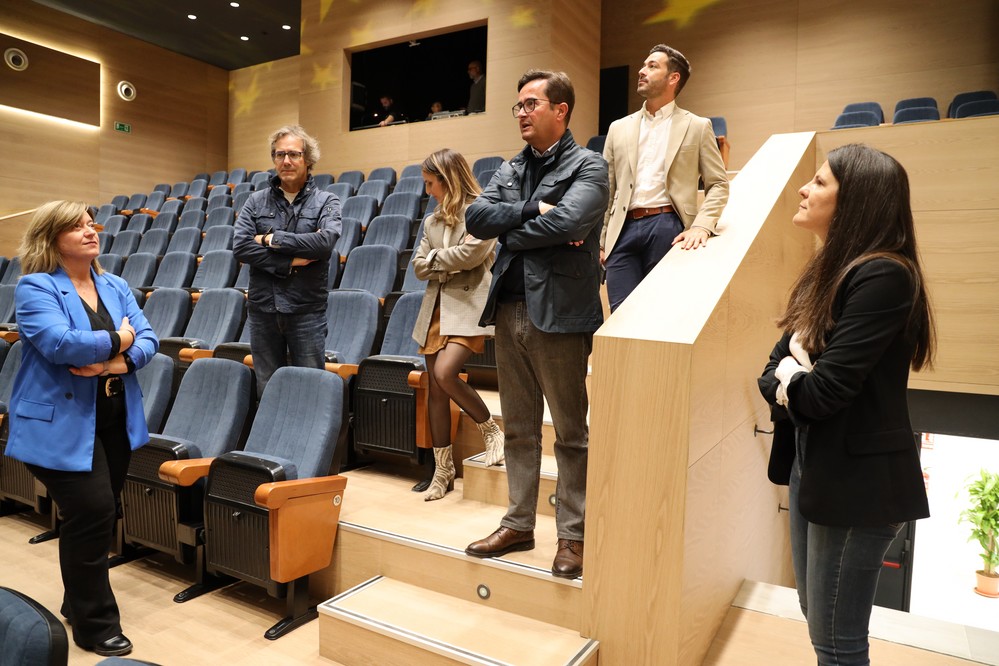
[319,576,598,666]
[462,452,558,517]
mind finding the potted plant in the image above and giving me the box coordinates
[959,469,999,598]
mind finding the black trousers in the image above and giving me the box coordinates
[26,393,130,647]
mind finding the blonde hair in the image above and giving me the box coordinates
[20,200,104,276]
[422,148,481,226]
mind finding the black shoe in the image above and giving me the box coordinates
[411,477,432,492]
[80,634,133,657]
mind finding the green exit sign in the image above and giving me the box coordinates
[114,121,131,133]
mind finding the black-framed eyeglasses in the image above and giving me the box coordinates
[272,150,305,162]
[511,98,551,117]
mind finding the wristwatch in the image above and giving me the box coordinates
[123,354,136,374]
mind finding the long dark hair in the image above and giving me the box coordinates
[778,144,934,370]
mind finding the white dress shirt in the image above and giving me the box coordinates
[629,100,675,210]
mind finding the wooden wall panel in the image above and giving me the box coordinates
[229,0,601,179]
[600,0,999,170]
[228,57,302,174]
[0,2,228,228]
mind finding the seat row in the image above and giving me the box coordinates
[833,90,999,128]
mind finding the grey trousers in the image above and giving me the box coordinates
[494,301,591,541]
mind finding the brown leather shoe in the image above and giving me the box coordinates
[552,539,583,578]
[465,526,535,558]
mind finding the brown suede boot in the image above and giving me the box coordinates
[477,418,505,466]
[424,445,455,501]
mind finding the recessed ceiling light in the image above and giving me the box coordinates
[282,24,292,30]
[187,14,197,20]
[230,2,240,7]
[240,36,249,41]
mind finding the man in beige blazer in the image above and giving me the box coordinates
[600,44,729,311]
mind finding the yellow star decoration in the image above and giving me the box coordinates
[233,73,261,117]
[319,0,334,23]
[644,0,723,28]
[410,0,436,17]
[312,62,337,90]
[510,5,536,28]
[350,22,374,46]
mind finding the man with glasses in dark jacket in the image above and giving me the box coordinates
[233,124,341,396]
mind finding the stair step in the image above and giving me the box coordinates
[319,576,598,666]
[461,453,558,517]
[319,467,582,631]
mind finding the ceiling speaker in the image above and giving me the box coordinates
[4,48,28,72]
[117,80,137,101]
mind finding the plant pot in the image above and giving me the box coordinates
[974,570,999,598]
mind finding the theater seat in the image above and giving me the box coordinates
[136,352,174,433]
[339,245,397,300]
[0,586,68,666]
[157,288,244,363]
[159,366,348,639]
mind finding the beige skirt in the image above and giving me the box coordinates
[418,298,485,355]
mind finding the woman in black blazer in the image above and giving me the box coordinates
[759,144,934,666]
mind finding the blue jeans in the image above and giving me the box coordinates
[494,301,591,540]
[248,309,327,397]
[604,212,684,311]
[789,429,903,666]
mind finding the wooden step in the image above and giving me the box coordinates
[313,467,583,631]
[453,390,558,475]
[461,452,558,517]
[319,576,598,666]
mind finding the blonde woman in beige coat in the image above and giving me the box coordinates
[412,148,504,501]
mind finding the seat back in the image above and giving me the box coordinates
[120,252,158,288]
[152,252,197,289]
[162,358,253,456]
[892,106,940,124]
[204,207,235,230]
[206,194,232,212]
[400,164,423,179]
[399,254,427,293]
[126,213,153,234]
[142,287,191,339]
[367,166,397,187]
[380,290,422,357]
[335,217,362,262]
[150,211,179,233]
[325,182,353,203]
[0,342,23,408]
[183,197,207,215]
[228,168,247,186]
[250,172,270,190]
[842,101,884,123]
[325,290,380,364]
[585,135,607,152]
[832,110,880,129]
[342,195,378,227]
[472,156,503,177]
[167,227,203,255]
[337,170,364,194]
[232,182,253,198]
[894,97,937,114]
[955,99,999,118]
[207,170,228,188]
[381,192,421,222]
[311,173,334,189]
[948,89,998,118]
[0,285,15,323]
[242,367,345,479]
[170,182,190,199]
[137,228,170,256]
[181,288,244,349]
[142,191,166,213]
[95,203,116,226]
[110,194,129,211]
[235,263,250,291]
[96,253,124,276]
[362,215,410,252]
[136,353,174,432]
[108,230,141,257]
[191,250,238,290]
[392,177,425,197]
[102,215,126,237]
[124,192,147,211]
[0,257,20,287]
[200,225,234,254]
[356,179,389,206]
[339,245,397,298]
[0,586,68,666]
[476,169,496,189]
[233,190,252,212]
[153,183,172,196]
[709,116,728,137]
[186,179,208,199]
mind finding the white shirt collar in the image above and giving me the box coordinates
[641,99,676,121]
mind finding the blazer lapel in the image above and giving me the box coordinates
[94,270,124,326]
[52,269,93,331]
[664,108,690,176]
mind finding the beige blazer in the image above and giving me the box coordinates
[600,105,729,256]
[411,212,496,344]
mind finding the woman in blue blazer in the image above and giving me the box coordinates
[758,145,934,666]
[5,200,158,657]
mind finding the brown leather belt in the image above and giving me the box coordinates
[100,376,124,398]
[626,205,674,220]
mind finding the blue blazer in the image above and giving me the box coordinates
[5,268,159,472]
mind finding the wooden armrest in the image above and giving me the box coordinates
[179,347,214,362]
[190,291,202,304]
[243,354,254,369]
[407,370,428,389]
[329,362,358,379]
[255,475,348,509]
[159,458,214,486]
[0,331,20,344]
